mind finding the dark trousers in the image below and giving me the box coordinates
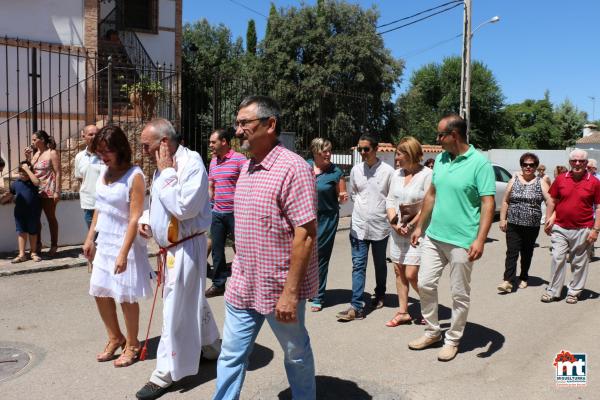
[312,212,339,306]
[210,211,235,288]
[504,223,540,282]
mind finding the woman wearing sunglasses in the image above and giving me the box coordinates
[497,153,553,293]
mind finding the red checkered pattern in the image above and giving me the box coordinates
[225,144,318,315]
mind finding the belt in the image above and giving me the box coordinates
[140,231,205,361]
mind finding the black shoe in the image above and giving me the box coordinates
[370,295,385,310]
[205,285,226,298]
[136,382,168,400]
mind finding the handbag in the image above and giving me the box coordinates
[399,201,422,224]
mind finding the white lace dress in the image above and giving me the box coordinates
[89,165,154,303]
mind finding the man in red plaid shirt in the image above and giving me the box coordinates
[213,96,318,400]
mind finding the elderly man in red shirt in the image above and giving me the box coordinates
[542,149,600,304]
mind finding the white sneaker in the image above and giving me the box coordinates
[201,339,222,360]
[497,281,513,293]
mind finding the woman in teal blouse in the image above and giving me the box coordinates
[308,138,348,312]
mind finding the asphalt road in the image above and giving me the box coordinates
[1,222,598,399]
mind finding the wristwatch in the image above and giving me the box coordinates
[593,227,600,233]
[407,223,415,230]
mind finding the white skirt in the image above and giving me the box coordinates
[390,230,422,266]
[89,232,154,303]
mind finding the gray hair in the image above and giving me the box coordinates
[310,138,332,155]
[569,149,588,160]
[145,118,179,143]
[238,95,281,136]
[588,158,597,168]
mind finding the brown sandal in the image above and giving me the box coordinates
[97,338,126,362]
[113,345,140,368]
[385,312,412,327]
[11,255,27,264]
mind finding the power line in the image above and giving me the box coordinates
[227,0,267,19]
[400,33,462,59]
[378,3,463,35]
[377,0,462,29]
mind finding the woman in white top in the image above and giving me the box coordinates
[83,126,153,368]
[385,137,432,327]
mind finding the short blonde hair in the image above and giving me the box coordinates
[396,136,423,165]
[310,138,332,155]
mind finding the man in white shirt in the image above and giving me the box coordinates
[74,125,102,227]
[336,134,394,321]
[135,119,220,400]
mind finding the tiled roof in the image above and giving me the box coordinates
[576,132,600,144]
[351,143,443,153]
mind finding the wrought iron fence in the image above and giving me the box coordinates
[1,37,179,190]
[181,73,370,172]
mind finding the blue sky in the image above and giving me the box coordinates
[184,0,600,120]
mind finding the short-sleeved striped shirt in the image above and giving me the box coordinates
[225,144,319,315]
[208,149,247,213]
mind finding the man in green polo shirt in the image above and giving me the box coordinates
[408,114,495,362]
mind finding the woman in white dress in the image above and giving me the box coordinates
[385,137,432,327]
[83,126,153,367]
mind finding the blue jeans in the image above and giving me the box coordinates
[213,301,316,400]
[350,234,389,311]
[83,209,94,229]
[210,211,235,288]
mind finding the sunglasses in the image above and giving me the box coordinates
[358,146,372,153]
[569,159,588,164]
[521,162,537,168]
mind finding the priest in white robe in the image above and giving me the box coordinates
[136,119,221,400]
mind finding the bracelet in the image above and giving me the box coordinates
[593,227,600,233]
[407,223,415,230]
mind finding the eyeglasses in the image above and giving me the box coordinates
[521,162,537,168]
[569,159,588,164]
[234,117,269,128]
[358,146,372,153]
[436,130,453,138]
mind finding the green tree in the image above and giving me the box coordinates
[396,56,504,149]
[246,19,257,55]
[554,99,587,147]
[259,0,403,147]
[503,93,559,149]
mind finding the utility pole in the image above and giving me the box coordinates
[459,0,472,142]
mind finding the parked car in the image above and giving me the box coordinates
[493,163,513,213]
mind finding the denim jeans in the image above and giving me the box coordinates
[350,234,389,311]
[213,301,316,400]
[83,209,94,229]
[210,211,235,288]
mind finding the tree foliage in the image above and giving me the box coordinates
[502,94,587,149]
[182,1,403,151]
[396,56,504,149]
[246,19,257,55]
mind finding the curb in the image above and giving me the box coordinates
[0,252,159,278]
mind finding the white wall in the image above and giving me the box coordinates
[0,198,88,253]
[137,31,176,67]
[0,0,84,46]
[485,149,571,178]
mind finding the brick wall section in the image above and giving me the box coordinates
[84,0,99,124]
[174,0,182,130]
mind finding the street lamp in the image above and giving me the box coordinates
[459,2,500,142]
